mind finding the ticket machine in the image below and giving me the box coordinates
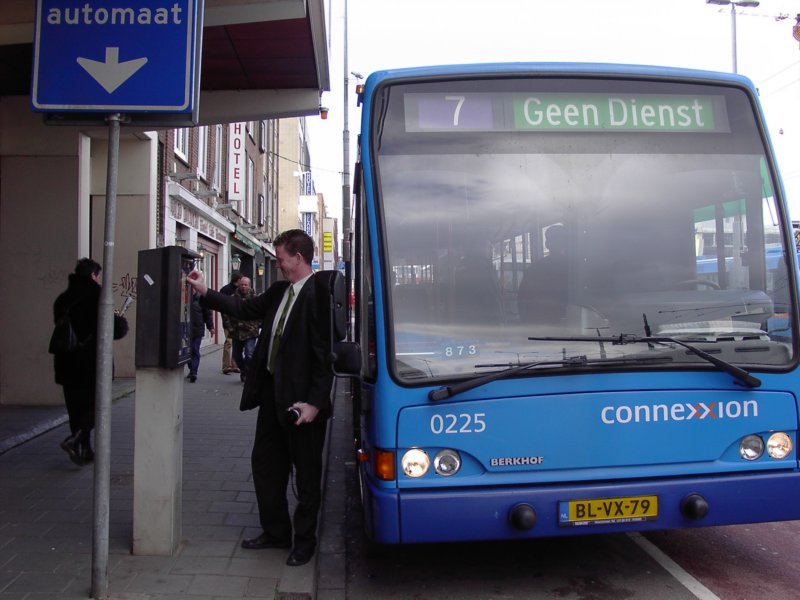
[133,245,200,555]
[135,246,200,369]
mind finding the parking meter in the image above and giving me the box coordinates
[135,246,200,369]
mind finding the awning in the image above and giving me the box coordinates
[233,226,263,252]
[0,0,330,124]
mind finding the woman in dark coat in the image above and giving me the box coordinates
[52,258,128,466]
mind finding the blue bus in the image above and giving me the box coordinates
[338,64,800,544]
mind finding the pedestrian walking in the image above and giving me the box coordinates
[186,290,215,383]
[51,258,128,466]
[187,229,333,567]
[219,270,242,374]
[229,276,260,382]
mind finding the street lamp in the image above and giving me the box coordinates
[343,0,352,265]
[706,0,760,73]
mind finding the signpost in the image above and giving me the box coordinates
[31,0,202,120]
[30,1,203,597]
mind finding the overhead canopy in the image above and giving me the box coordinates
[0,0,330,124]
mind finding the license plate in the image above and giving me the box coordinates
[558,495,658,526]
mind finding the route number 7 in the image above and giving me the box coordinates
[445,95,465,126]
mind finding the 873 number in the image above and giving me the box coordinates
[443,344,477,358]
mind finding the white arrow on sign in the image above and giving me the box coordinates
[77,47,148,94]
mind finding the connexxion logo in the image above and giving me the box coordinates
[601,399,758,425]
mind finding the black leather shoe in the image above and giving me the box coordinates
[78,440,94,464]
[286,546,314,566]
[241,533,291,550]
[60,433,86,466]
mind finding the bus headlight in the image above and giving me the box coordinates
[739,435,764,461]
[433,449,461,476]
[401,449,430,477]
[767,432,793,459]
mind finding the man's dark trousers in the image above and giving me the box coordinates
[252,376,327,552]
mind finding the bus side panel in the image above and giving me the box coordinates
[361,471,402,544]
[397,471,800,543]
[357,382,403,544]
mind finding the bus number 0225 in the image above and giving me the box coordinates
[431,413,487,434]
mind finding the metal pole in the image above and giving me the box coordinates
[91,112,121,600]
[342,0,351,263]
[730,3,738,73]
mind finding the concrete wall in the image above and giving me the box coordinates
[0,95,157,404]
[277,119,301,234]
[0,97,88,405]
[90,136,157,378]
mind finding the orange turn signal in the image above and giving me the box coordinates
[373,449,396,481]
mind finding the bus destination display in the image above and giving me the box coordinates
[404,92,730,133]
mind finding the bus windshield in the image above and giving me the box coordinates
[372,76,797,383]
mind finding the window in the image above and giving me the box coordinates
[259,120,266,153]
[197,126,208,180]
[358,175,377,379]
[247,156,255,222]
[212,124,223,191]
[376,78,794,381]
[260,173,267,226]
[174,128,189,163]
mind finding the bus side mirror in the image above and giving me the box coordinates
[332,341,362,376]
[316,270,361,378]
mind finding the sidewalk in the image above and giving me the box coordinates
[0,347,347,600]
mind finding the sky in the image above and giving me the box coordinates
[307,0,800,228]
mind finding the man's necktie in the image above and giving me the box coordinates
[268,286,294,372]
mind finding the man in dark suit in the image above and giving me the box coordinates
[186,229,332,567]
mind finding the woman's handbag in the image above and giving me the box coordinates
[48,309,87,354]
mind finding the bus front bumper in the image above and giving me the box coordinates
[364,470,800,544]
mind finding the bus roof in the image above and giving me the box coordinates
[363,63,756,92]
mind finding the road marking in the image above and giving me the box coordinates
[628,532,720,600]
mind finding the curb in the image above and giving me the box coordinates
[0,383,135,456]
[274,378,347,599]
[0,413,69,455]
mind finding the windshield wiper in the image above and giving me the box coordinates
[529,334,762,389]
[428,355,673,401]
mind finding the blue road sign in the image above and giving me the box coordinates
[31,0,201,114]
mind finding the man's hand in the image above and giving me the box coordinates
[186,270,208,296]
[291,402,319,425]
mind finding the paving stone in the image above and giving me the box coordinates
[227,556,285,579]
[243,575,280,599]
[124,572,193,594]
[0,363,336,600]
[171,555,231,575]
[178,540,239,558]
[2,572,71,594]
[186,573,249,597]
[223,512,261,528]
[210,500,255,514]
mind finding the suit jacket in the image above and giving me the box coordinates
[202,274,333,416]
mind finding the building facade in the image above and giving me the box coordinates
[0,0,332,407]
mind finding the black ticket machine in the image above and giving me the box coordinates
[135,246,200,369]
